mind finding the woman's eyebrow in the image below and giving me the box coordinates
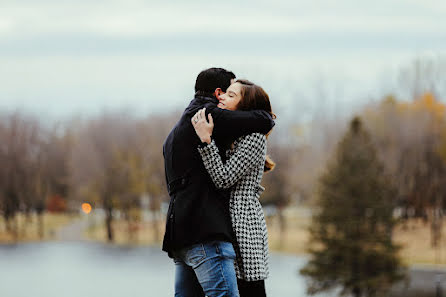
[228,91,236,95]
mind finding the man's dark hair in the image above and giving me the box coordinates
[194,67,236,97]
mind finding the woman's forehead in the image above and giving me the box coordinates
[228,82,242,94]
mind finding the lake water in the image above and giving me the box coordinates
[1,242,443,297]
[0,242,313,297]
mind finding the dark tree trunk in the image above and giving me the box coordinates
[5,212,18,241]
[12,214,18,241]
[125,209,136,242]
[152,210,159,242]
[5,215,12,233]
[36,202,45,239]
[22,210,32,238]
[431,197,443,249]
[106,207,113,242]
[277,205,286,248]
[38,212,44,239]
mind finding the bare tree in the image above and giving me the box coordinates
[398,56,446,100]
[0,112,42,240]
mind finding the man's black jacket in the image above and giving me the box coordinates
[162,95,275,256]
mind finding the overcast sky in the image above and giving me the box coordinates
[1,0,445,120]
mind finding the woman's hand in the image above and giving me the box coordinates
[191,108,214,144]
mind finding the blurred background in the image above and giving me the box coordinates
[1,0,445,296]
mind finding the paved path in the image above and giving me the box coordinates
[55,217,89,241]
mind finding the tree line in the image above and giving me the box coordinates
[0,58,445,296]
[0,111,178,241]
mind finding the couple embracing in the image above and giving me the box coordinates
[162,67,276,297]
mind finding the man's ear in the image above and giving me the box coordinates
[213,88,224,100]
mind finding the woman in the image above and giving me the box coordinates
[191,79,275,297]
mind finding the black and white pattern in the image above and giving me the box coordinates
[198,132,270,281]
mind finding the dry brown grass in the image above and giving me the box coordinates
[0,212,79,243]
[394,218,446,265]
[79,207,446,266]
[267,207,446,266]
[266,213,311,255]
[84,218,165,246]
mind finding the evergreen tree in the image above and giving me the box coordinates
[300,117,406,297]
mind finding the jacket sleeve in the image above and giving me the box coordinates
[197,133,266,189]
[208,108,274,141]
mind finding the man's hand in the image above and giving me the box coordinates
[191,108,214,144]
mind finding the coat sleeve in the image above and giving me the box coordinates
[197,133,266,189]
[208,107,274,141]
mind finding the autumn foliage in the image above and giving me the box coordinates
[46,195,67,213]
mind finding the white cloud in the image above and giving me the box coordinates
[0,0,445,115]
[0,17,16,35]
[1,0,445,37]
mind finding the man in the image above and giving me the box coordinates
[163,68,274,297]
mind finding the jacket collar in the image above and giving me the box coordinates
[194,94,218,104]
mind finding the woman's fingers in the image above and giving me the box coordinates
[192,110,200,123]
[191,108,212,144]
[195,109,204,122]
[199,108,205,121]
[192,108,209,126]
[199,108,203,120]
[203,108,207,122]
[192,111,200,125]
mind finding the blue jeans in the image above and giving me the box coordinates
[173,241,240,297]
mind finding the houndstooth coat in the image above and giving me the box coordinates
[198,132,270,281]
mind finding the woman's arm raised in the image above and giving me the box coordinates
[197,133,266,189]
[191,108,214,144]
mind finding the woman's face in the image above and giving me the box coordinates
[217,82,242,111]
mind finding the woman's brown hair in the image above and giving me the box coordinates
[235,79,276,172]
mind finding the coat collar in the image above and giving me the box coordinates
[194,95,218,104]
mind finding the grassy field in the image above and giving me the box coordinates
[267,207,446,266]
[394,219,446,266]
[0,212,79,243]
[85,207,446,266]
[84,215,165,246]
[2,208,445,266]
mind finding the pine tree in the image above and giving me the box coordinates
[300,117,406,297]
